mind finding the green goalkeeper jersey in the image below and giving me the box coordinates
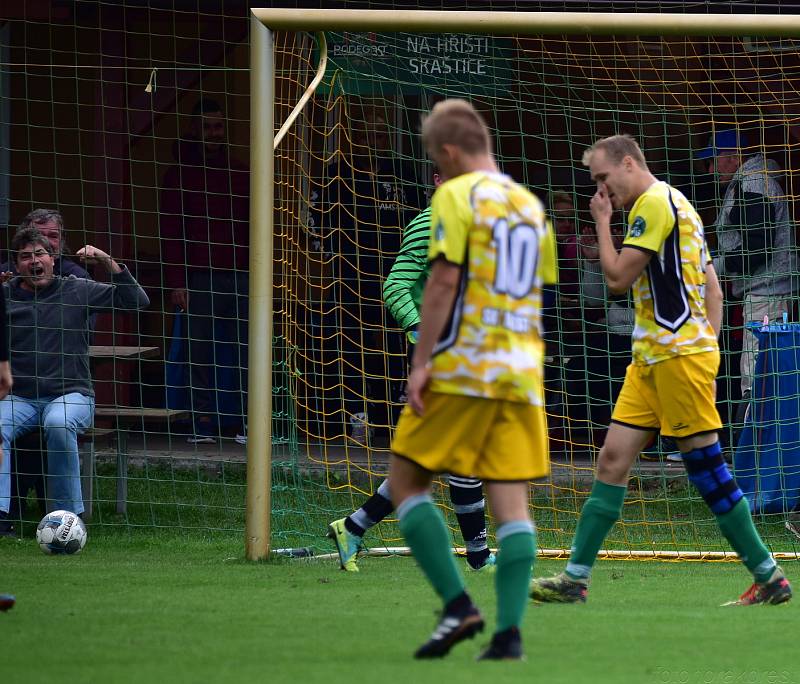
[382,206,431,331]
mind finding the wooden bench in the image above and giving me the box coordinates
[82,407,190,517]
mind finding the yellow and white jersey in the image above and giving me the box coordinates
[427,171,557,405]
[623,181,718,366]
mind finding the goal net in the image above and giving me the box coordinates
[261,11,800,559]
[4,6,800,560]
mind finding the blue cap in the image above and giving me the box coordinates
[696,129,748,159]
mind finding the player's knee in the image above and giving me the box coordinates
[388,457,431,506]
[387,479,406,508]
[388,476,427,508]
[683,442,743,515]
[42,416,70,432]
[596,445,632,484]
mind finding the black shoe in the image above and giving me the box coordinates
[414,602,484,659]
[477,627,524,661]
[0,511,15,539]
[0,595,15,612]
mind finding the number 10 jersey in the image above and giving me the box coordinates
[427,171,557,405]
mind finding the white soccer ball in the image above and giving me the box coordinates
[36,510,87,555]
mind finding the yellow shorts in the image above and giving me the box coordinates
[612,350,722,438]
[391,391,550,481]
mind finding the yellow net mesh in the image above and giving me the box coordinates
[273,29,800,557]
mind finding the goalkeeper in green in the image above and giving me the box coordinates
[328,171,494,574]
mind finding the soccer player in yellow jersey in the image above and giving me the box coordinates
[388,99,556,660]
[531,134,792,607]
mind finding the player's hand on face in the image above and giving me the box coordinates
[590,185,614,225]
[407,364,431,416]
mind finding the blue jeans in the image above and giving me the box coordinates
[0,393,94,515]
[187,270,248,428]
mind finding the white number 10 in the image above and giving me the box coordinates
[492,219,539,298]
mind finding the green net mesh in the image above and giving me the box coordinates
[3,3,800,560]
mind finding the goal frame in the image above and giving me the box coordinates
[246,8,800,560]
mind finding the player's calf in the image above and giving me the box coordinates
[448,475,491,570]
[682,441,743,515]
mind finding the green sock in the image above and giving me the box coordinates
[566,480,626,581]
[495,528,536,632]
[716,499,775,583]
[399,499,464,604]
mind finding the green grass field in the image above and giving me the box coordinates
[3,532,797,684]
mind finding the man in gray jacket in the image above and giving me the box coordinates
[0,227,149,536]
[698,129,797,401]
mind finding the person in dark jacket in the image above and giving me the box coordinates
[1,209,94,520]
[307,106,424,443]
[160,98,249,444]
[698,130,797,402]
[0,227,149,535]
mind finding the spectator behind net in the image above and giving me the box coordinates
[160,98,250,445]
[1,209,90,281]
[0,227,149,535]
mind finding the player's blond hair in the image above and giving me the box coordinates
[582,134,648,169]
[421,99,491,156]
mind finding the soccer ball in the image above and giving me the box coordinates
[36,510,87,555]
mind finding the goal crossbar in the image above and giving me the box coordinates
[252,9,800,37]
